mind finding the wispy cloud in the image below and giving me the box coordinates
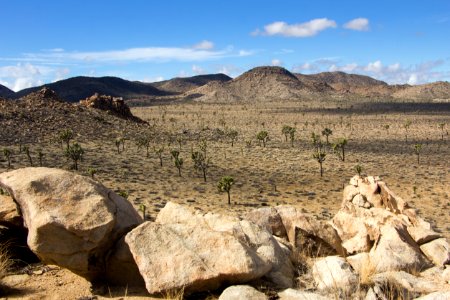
[343,18,370,31]
[253,18,337,37]
[192,40,214,50]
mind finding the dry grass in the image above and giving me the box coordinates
[0,243,12,294]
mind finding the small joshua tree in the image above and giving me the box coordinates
[311,132,323,151]
[218,176,234,205]
[171,150,183,176]
[154,146,165,167]
[282,125,293,142]
[115,137,123,154]
[3,148,12,169]
[257,130,269,147]
[289,127,296,147]
[191,151,210,182]
[333,138,348,162]
[136,135,152,157]
[414,143,422,164]
[313,149,326,177]
[37,149,44,167]
[383,124,390,134]
[58,129,74,150]
[439,123,445,141]
[138,203,147,220]
[404,120,412,142]
[226,129,239,147]
[65,142,84,170]
[87,167,97,179]
[23,146,33,166]
[321,128,333,144]
[355,164,363,176]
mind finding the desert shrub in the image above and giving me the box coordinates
[87,167,97,178]
[355,164,363,176]
[256,130,269,147]
[226,129,239,147]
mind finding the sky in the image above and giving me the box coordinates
[0,0,449,91]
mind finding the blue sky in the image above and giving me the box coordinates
[1,0,449,91]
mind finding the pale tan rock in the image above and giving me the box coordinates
[346,252,370,275]
[0,167,142,281]
[278,288,329,300]
[0,194,22,227]
[415,291,450,300]
[407,226,441,245]
[420,238,450,266]
[369,223,432,273]
[312,256,358,293]
[371,271,450,294]
[343,184,359,203]
[219,285,267,300]
[244,207,287,238]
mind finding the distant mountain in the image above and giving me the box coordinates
[0,84,15,98]
[14,76,168,102]
[151,74,232,94]
[188,66,325,102]
[392,81,450,100]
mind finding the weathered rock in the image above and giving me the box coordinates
[312,256,358,293]
[407,226,442,245]
[415,291,450,300]
[278,288,329,300]
[126,202,294,294]
[218,285,267,300]
[420,238,450,266]
[0,194,22,227]
[370,223,432,273]
[346,252,371,275]
[244,207,287,238]
[371,271,450,295]
[0,167,142,281]
[276,206,345,256]
[79,93,142,122]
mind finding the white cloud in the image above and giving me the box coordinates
[271,59,283,66]
[142,76,164,83]
[0,63,56,91]
[192,64,206,75]
[343,18,370,31]
[364,60,383,73]
[54,67,70,82]
[255,18,337,37]
[238,50,254,57]
[215,64,242,77]
[192,40,214,50]
[408,74,418,85]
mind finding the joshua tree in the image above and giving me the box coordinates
[23,146,33,166]
[383,124,390,134]
[414,143,423,164]
[136,135,152,157]
[154,146,165,167]
[138,203,147,220]
[87,167,97,179]
[170,150,184,176]
[117,190,129,199]
[289,127,296,147]
[115,138,123,154]
[439,123,445,141]
[218,176,234,205]
[198,138,208,158]
[191,151,210,182]
[257,130,269,147]
[3,148,12,169]
[311,132,323,151]
[333,138,348,162]
[355,164,363,176]
[282,125,293,142]
[37,149,44,167]
[226,129,239,147]
[65,143,84,170]
[58,129,74,150]
[404,120,412,142]
[313,149,326,177]
[321,128,333,144]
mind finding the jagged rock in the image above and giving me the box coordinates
[244,207,287,238]
[369,223,432,273]
[415,291,450,299]
[126,202,294,294]
[420,238,450,266]
[407,226,442,245]
[218,285,267,300]
[79,93,141,121]
[278,288,329,300]
[312,256,359,293]
[0,167,142,281]
[0,194,22,227]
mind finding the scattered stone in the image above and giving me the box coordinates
[218,285,267,300]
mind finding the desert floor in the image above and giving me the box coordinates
[0,99,449,298]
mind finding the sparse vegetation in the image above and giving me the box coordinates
[256,130,269,147]
[313,149,326,177]
[65,143,84,170]
[414,143,423,164]
[171,150,184,176]
[321,127,333,144]
[58,129,74,150]
[218,176,234,205]
[2,148,12,169]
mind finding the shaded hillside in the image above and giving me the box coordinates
[151,73,231,94]
[189,66,324,102]
[0,84,15,98]
[392,81,450,100]
[0,88,146,144]
[14,76,168,102]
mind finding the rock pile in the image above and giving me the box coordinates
[79,93,142,122]
[0,169,449,299]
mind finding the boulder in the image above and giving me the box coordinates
[420,238,450,266]
[244,207,287,238]
[369,223,432,273]
[0,167,142,281]
[312,256,358,293]
[0,194,22,227]
[278,288,329,300]
[126,202,294,294]
[407,226,441,245]
[218,285,267,300]
[415,291,450,300]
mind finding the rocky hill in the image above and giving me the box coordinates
[392,81,450,100]
[0,88,145,144]
[0,84,15,99]
[150,73,231,94]
[188,66,326,102]
[13,76,168,102]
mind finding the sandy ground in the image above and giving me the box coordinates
[0,100,449,299]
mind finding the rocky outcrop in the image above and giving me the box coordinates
[312,256,358,293]
[125,202,294,294]
[79,93,142,122]
[0,167,143,281]
[218,285,267,300]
